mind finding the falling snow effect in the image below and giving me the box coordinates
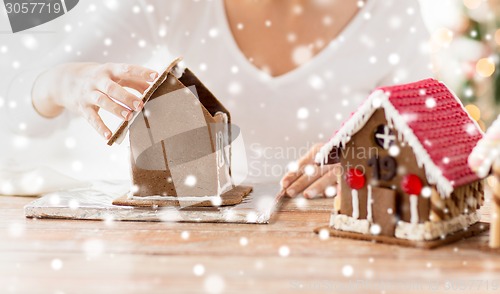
[51,259,63,271]
[181,231,190,240]
[204,275,225,294]
[287,161,299,173]
[369,224,381,235]
[425,97,436,108]
[65,137,77,149]
[103,214,115,226]
[279,246,290,257]
[209,28,219,38]
[325,185,337,197]
[297,108,309,120]
[22,36,38,50]
[0,2,470,291]
[8,223,25,238]
[211,196,222,207]
[184,175,197,187]
[193,264,205,276]
[292,46,313,65]
[421,186,432,198]
[68,199,79,210]
[318,228,330,240]
[83,239,104,258]
[388,53,400,65]
[235,236,248,247]
[246,212,258,223]
[308,75,324,90]
[342,265,354,277]
[294,197,308,210]
[227,82,242,95]
[304,164,315,176]
[388,145,400,157]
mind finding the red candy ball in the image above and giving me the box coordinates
[346,168,366,190]
[401,174,422,195]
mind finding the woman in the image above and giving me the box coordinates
[4,0,431,198]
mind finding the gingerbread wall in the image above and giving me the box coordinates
[338,109,431,224]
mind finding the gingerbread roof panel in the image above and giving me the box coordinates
[107,57,183,146]
[380,79,483,188]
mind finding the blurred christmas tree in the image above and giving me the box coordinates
[492,0,500,105]
[462,1,498,96]
[422,0,499,127]
[456,0,499,126]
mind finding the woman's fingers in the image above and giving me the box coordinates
[96,79,143,111]
[281,143,324,189]
[109,63,158,83]
[281,155,314,188]
[117,78,150,94]
[91,91,132,121]
[285,166,323,198]
[303,168,339,199]
[280,164,305,190]
[81,107,111,140]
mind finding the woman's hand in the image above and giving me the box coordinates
[280,143,339,198]
[32,62,158,139]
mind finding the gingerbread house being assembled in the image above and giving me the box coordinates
[108,58,252,208]
[315,78,487,248]
[469,116,500,249]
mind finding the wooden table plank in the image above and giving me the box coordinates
[1,195,499,294]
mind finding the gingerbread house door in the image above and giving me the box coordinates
[371,186,397,236]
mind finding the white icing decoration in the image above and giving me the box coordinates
[351,189,359,219]
[315,86,481,198]
[367,185,373,222]
[395,212,479,241]
[213,111,233,195]
[375,125,395,149]
[410,195,419,224]
[331,212,479,241]
[330,213,370,234]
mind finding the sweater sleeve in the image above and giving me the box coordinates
[3,66,72,137]
[2,0,178,138]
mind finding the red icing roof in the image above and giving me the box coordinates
[377,78,483,188]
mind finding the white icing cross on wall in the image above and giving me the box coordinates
[375,125,395,150]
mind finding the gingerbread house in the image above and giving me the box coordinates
[469,116,500,249]
[315,78,486,248]
[108,58,252,208]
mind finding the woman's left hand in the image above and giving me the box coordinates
[280,143,339,198]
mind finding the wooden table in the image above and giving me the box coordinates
[1,195,499,294]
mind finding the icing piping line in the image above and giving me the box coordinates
[367,185,373,222]
[410,195,419,224]
[352,189,359,219]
